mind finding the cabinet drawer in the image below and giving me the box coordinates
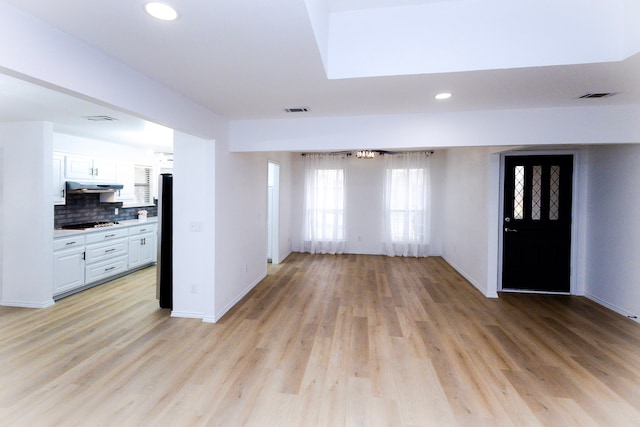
[85,255,128,283]
[85,238,127,263]
[128,223,157,236]
[85,227,128,244]
[53,235,86,251]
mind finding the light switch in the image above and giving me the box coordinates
[189,221,204,232]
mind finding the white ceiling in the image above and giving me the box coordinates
[0,0,639,146]
[327,0,459,12]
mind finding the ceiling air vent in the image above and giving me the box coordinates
[283,106,310,113]
[84,115,118,121]
[579,93,617,99]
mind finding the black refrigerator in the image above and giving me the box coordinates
[156,173,173,309]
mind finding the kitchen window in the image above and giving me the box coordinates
[134,165,152,205]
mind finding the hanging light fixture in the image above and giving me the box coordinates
[356,150,375,159]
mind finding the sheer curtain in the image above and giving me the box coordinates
[302,154,347,254]
[383,152,431,257]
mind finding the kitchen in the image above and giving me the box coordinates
[52,131,173,301]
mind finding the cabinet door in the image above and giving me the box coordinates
[128,233,156,269]
[115,162,135,203]
[141,233,156,264]
[128,236,142,269]
[53,247,85,295]
[52,153,66,205]
[93,158,118,182]
[65,155,94,180]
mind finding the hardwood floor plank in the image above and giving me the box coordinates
[2,255,640,426]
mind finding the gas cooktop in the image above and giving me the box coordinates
[60,221,119,230]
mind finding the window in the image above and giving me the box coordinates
[387,168,426,242]
[302,154,346,254]
[305,168,345,240]
[383,152,431,257]
[134,165,152,205]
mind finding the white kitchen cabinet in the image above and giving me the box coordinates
[65,154,93,180]
[85,238,128,264]
[65,155,117,182]
[85,255,129,283]
[84,228,129,284]
[85,227,128,244]
[128,224,157,269]
[53,235,86,296]
[53,221,158,299]
[115,162,135,203]
[52,152,66,205]
[93,158,118,181]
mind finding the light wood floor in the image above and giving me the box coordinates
[1,254,640,426]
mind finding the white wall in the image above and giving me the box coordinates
[290,152,445,256]
[584,145,640,320]
[0,122,54,307]
[440,147,496,296]
[230,105,640,153]
[212,138,295,321]
[172,132,216,319]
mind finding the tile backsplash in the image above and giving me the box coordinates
[54,193,158,228]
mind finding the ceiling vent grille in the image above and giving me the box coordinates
[579,93,617,99]
[84,115,118,121]
[283,106,310,113]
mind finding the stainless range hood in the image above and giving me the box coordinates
[66,181,124,194]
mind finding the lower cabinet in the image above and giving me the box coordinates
[85,255,129,283]
[53,245,86,295]
[53,222,158,298]
[128,232,157,270]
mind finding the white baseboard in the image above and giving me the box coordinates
[0,299,55,309]
[276,250,293,264]
[203,272,267,323]
[171,310,204,319]
[441,255,498,298]
[584,292,639,323]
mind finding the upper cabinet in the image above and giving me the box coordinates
[65,155,117,182]
[115,162,135,203]
[53,152,158,207]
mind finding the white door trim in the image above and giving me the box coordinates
[494,149,582,295]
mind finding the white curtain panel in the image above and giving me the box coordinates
[302,153,347,254]
[383,152,431,257]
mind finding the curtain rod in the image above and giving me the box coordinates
[301,150,434,157]
[300,151,351,156]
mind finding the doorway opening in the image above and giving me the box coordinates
[267,162,280,264]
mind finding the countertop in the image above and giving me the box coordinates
[54,217,159,238]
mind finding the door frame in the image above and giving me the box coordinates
[497,150,582,295]
[267,161,280,265]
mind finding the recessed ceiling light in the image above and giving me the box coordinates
[435,92,452,100]
[145,2,178,21]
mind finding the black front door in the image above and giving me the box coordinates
[502,155,573,292]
